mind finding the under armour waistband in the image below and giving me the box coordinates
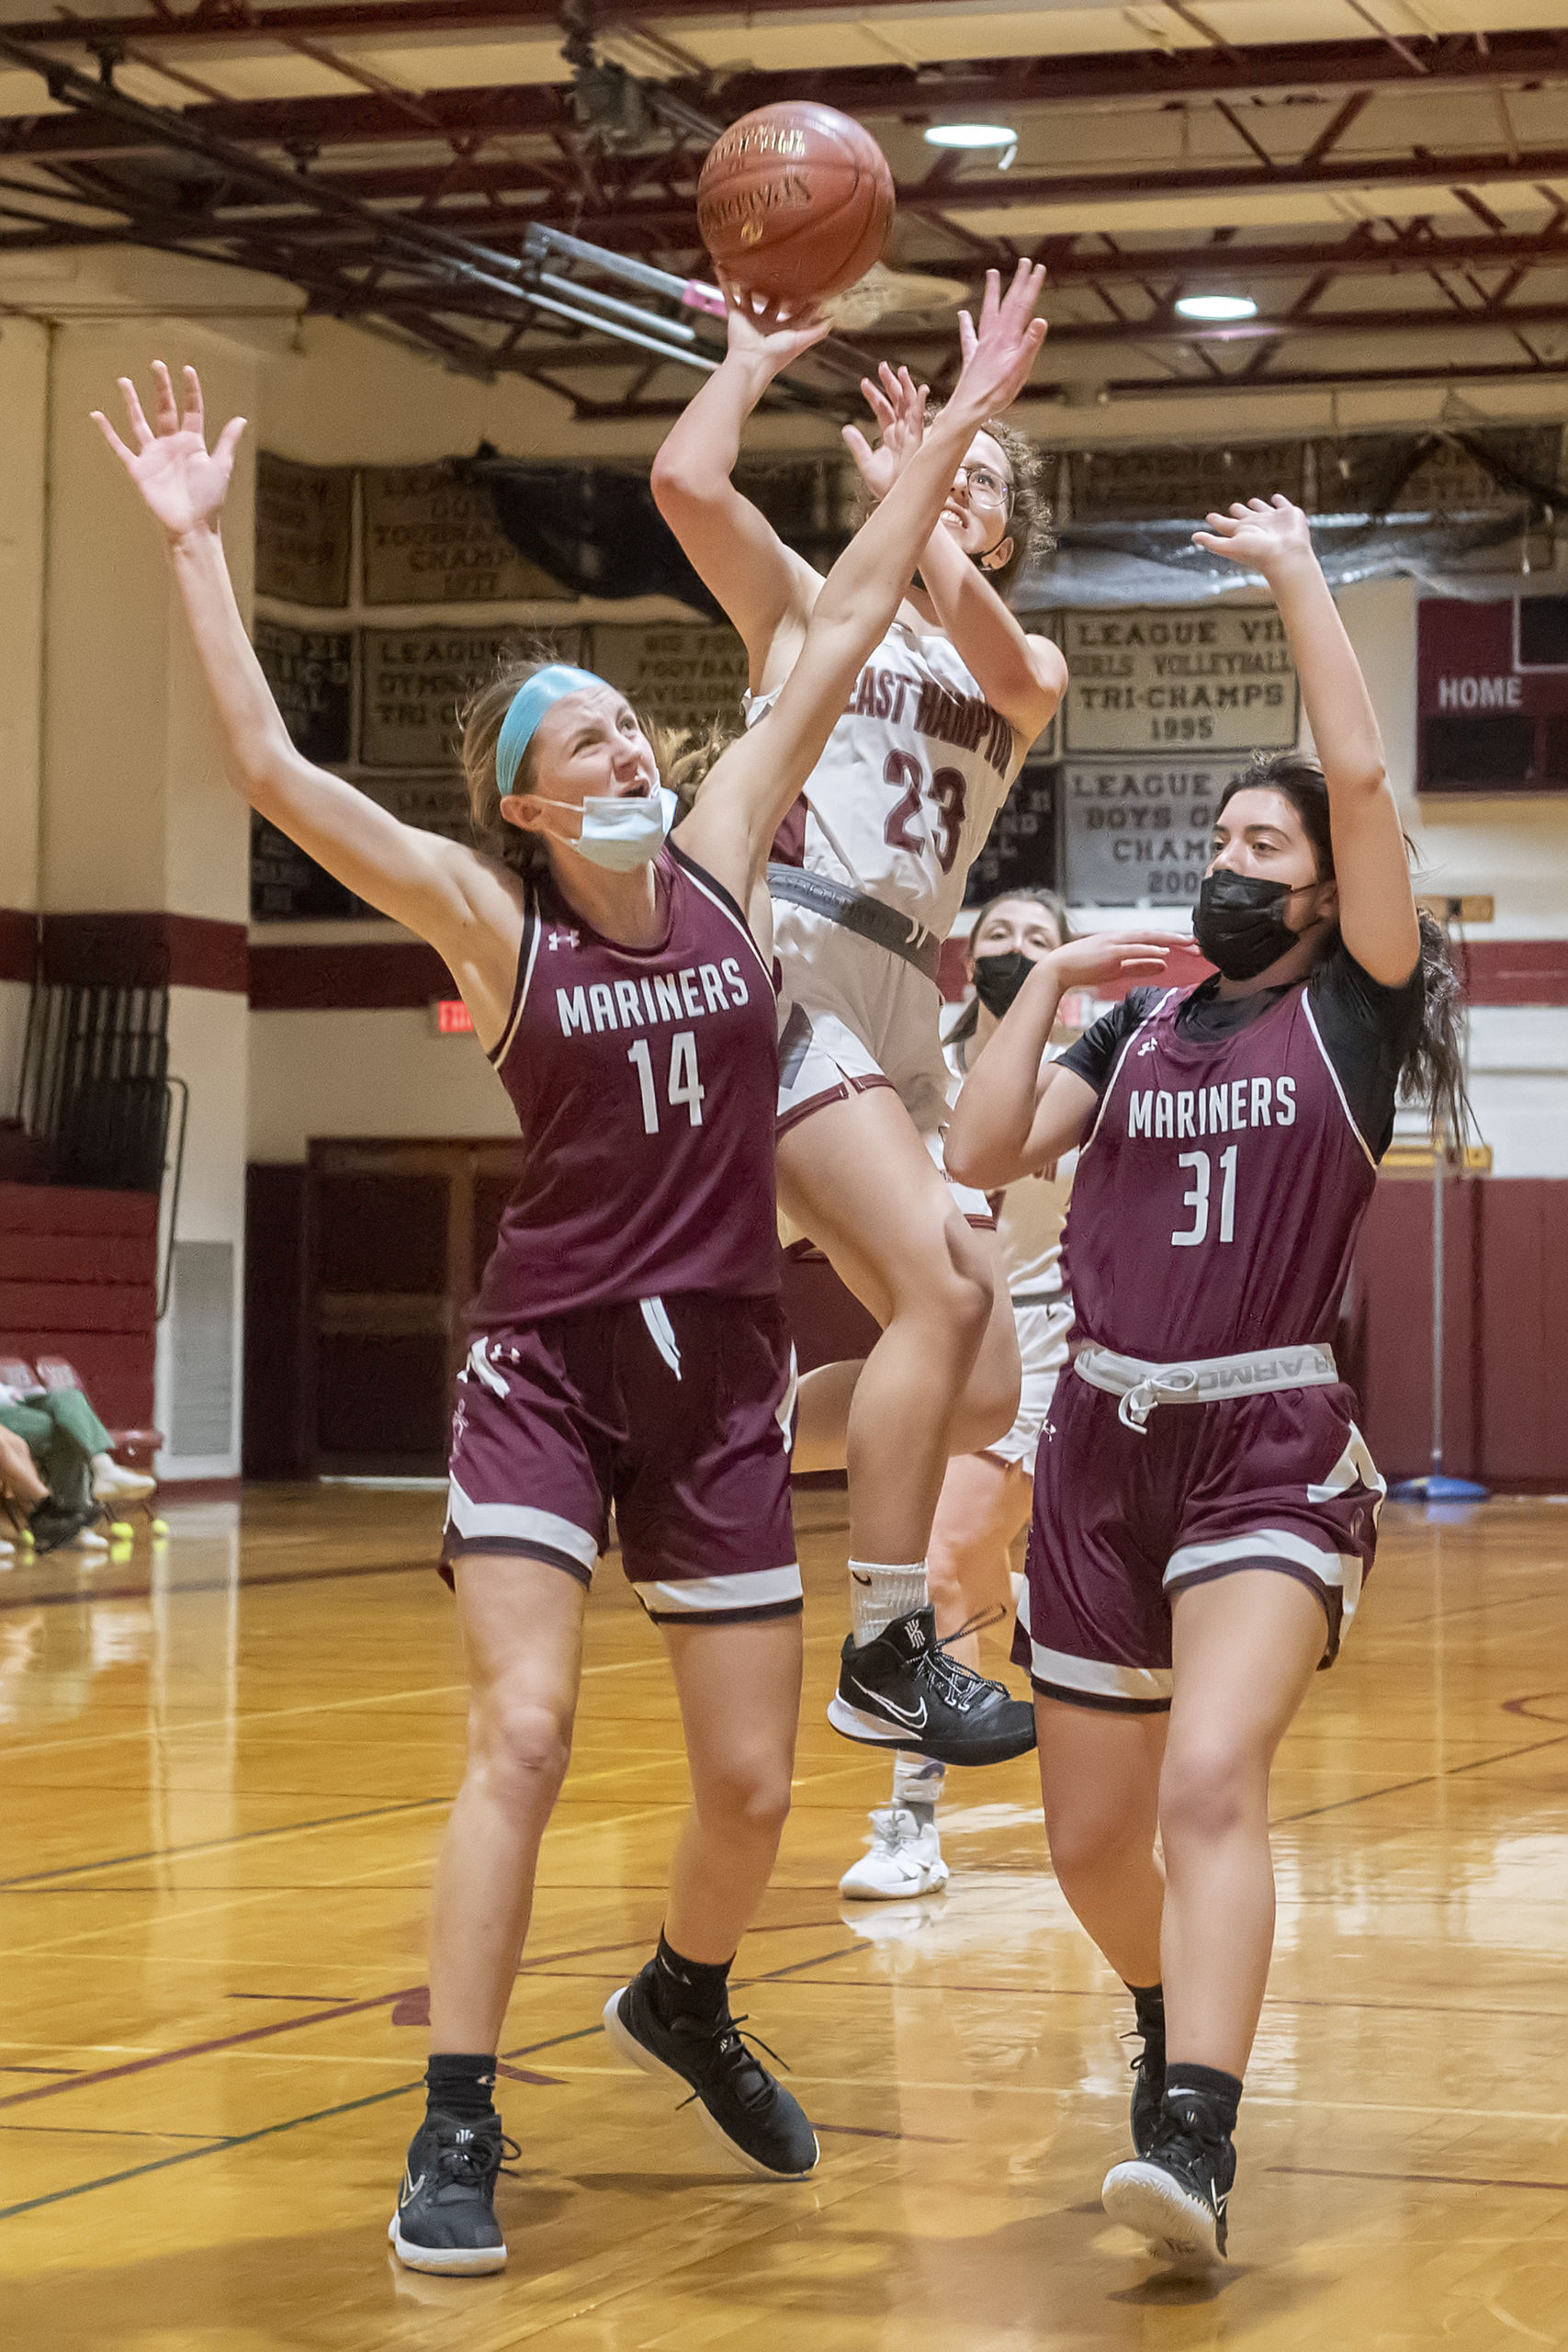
[767,865,942,986]
[1073,1341,1339,1433]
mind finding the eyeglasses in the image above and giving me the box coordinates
[952,463,1012,510]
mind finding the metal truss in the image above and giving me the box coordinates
[1,14,1566,416]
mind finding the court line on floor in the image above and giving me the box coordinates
[0,1555,436,1616]
[1274,1724,1568,1825]
[1273,2163,1568,2194]
[0,2024,601,2224]
[0,1917,850,2116]
[0,1797,452,1892]
[0,1641,664,1765]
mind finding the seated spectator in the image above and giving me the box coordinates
[0,1378,155,1556]
[0,1423,47,1561]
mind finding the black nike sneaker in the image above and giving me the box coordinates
[826,1606,1036,1766]
[387,2109,516,2275]
[603,1962,818,2179]
[1101,2092,1236,2272]
[1128,2007,1166,2159]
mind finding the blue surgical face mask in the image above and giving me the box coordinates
[534,786,678,872]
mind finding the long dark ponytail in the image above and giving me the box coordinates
[948,886,1074,1045]
[1218,753,1472,1145]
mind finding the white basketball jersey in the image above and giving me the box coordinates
[748,616,1028,938]
[945,1035,1074,1300]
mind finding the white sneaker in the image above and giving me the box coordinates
[838,1805,949,1901]
[67,1528,110,1553]
[91,1464,155,1505]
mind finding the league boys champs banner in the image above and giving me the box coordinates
[1059,607,1299,905]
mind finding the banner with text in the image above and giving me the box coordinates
[1062,607,1298,757]
[1064,759,1254,907]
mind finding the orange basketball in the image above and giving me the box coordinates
[697,102,895,303]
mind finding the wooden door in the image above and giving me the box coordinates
[306,1139,522,1474]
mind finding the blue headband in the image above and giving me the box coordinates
[494,665,608,798]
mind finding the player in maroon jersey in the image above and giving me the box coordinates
[948,495,1468,2272]
[94,292,1044,2277]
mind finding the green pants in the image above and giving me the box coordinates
[0,1390,114,1515]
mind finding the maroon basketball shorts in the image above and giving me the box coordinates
[442,1292,801,1624]
[1014,1369,1385,1713]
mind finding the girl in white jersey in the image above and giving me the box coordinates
[840,889,1077,1901]
[654,266,1067,1761]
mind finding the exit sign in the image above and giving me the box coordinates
[433,999,474,1035]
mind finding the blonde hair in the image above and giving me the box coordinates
[460,646,734,876]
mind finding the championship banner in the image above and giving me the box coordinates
[255,454,353,608]
[589,624,750,737]
[1061,607,1298,757]
[254,622,355,765]
[1063,759,1255,907]
[363,465,561,605]
[360,627,585,769]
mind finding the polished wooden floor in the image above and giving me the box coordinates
[4,1484,1568,2346]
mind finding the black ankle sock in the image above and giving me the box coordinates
[424,2052,497,2122]
[1164,2062,1242,2139]
[1126,1981,1165,2049]
[652,1930,732,2025]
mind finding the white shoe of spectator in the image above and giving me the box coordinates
[91,1455,156,1505]
[68,1527,111,1552]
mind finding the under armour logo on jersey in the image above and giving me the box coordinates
[547,927,580,950]
[1135,1036,1159,1057]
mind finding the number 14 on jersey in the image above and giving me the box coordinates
[627,1032,705,1135]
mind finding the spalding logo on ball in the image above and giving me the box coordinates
[698,102,895,302]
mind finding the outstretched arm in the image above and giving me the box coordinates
[1195,496,1420,987]
[678,266,1050,907]
[92,366,522,1039]
[844,353,1065,741]
[649,286,829,690]
[947,934,1179,1187]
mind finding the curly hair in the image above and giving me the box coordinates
[848,404,1053,603]
[459,646,730,877]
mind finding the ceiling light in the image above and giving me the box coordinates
[1175,293,1258,322]
[924,123,1016,150]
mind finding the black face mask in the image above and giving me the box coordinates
[1193,870,1307,981]
[973,950,1034,1017]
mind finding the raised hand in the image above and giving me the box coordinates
[841,363,928,501]
[91,363,246,543]
[951,262,1048,421]
[1193,493,1314,579]
[1045,933,1182,994]
[720,277,831,378]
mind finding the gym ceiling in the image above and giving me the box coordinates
[0,1,1565,423]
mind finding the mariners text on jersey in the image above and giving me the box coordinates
[555,957,751,1038]
[1126,1076,1297,1140]
[846,662,1015,780]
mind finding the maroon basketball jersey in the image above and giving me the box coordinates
[1065,982,1376,1359]
[473,844,780,1323]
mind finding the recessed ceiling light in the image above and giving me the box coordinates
[923,123,1016,150]
[1175,293,1258,322]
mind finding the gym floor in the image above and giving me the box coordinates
[2,1486,1566,2347]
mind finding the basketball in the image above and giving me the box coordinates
[697,102,895,302]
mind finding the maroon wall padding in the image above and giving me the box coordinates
[0,1182,157,1428]
[243,1164,311,1478]
[1339,1176,1567,1487]
[39,911,248,993]
[248,941,456,1011]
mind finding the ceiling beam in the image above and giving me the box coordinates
[1,24,1564,115]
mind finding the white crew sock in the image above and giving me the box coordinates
[849,1559,928,1648]
[892,1752,946,1820]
